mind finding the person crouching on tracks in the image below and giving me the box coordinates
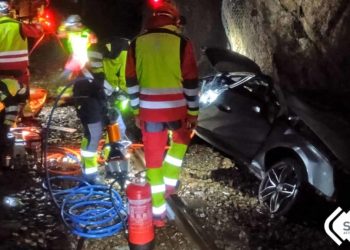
[0,0,42,167]
[126,1,199,227]
[0,76,27,168]
[73,37,129,184]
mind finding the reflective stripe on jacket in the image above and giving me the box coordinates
[126,25,199,122]
[87,42,128,91]
[88,44,104,74]
[0,17,28,71]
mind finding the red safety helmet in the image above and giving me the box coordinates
[153,2,180,21]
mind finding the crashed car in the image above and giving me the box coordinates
[196,47,350,215]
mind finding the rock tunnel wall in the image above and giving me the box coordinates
[222,0,350,90]
[175,0,229,76]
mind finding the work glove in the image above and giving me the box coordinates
[103,80,119,97]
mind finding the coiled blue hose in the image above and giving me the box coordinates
[43,78,128,239]
[59,182,127,238]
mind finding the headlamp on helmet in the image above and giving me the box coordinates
[65,14,82,28]
[153,2,180,21]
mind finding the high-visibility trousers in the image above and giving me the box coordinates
[142,120,191,217]
[80,121,103,174]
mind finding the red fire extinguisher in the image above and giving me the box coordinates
[126,182,155,250]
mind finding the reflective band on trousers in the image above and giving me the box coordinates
[5,114,16,121]
[183,88,199,96]
[152,203,167,215]
[4,120,14,125]
[164,155,182,167]
[85,166,98,174]
[5,105,18,112]
[140,99,186,109]
[80,150,97,157]
[0,50,27,56]
[140,88,183,95]
[187,100,199,108]
[151,184,166,194]
[164,177,178,187]
[127,85,139,94]
[0,56,29,63]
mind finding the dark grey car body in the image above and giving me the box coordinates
[196,48,350,206]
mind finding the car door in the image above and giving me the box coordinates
[198,78,276,161]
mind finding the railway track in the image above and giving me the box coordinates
[132,148,218,250]
[8,119,218,249]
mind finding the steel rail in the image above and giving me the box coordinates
[167,195,219,250]
[132,148,218,250]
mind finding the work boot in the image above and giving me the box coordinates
[153,212,167,228]
[165,185,176,199]
[165,181,181,199]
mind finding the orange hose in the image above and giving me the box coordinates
[45,131,196,175]
[48,166,81,176]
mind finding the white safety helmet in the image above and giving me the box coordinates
[65,14,82,27]
[0,1,10,14]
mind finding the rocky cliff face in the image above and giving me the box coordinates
[176,0,228,76]
[222,0,350,90]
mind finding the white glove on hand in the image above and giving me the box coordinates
[103,80,114,96]
[104,81,120,97]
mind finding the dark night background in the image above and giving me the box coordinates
[50,0,145,40]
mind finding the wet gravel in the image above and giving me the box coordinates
[0,105,195,250]
[0,166,70,250]
[180,143,338,250]
[0,104,342,250]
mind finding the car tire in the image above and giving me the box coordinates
[258,158,306,216]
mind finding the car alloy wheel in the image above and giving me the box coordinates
[258,159,304,216]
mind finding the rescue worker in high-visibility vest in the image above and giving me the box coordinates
[74,37,129,183]
[0,78,27,167]
[0,0,42,167]
[88,37,128,137]
[0,0,42,97]
[57,14,97,80]
[126,2,199,227]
